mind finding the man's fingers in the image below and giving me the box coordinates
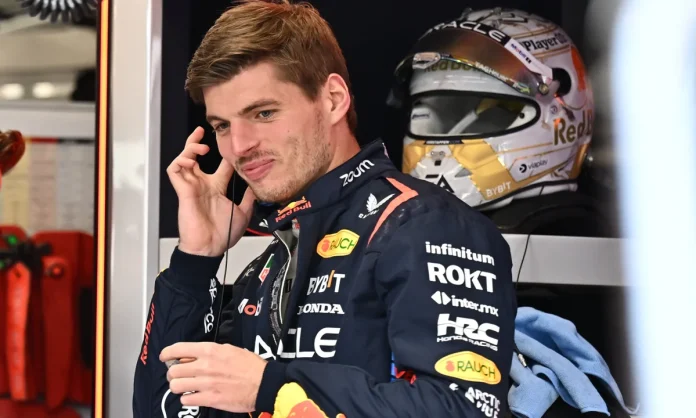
[166,358,203,382]
[185,126,206,145]
[180,143,210,160]
[169,377,205,395]
[213,158,235,183]
[239,186,257,213]
[160,342,209,363]
[167,156,197,175]
[165,357,196,372]
[180,391,214,408]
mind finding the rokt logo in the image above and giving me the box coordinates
[434,351,501,385]
[427,262,496,293]
[316,229,359,258]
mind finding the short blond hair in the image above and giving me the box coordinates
[185,0,357,135]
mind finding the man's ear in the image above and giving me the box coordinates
[324,74,351,126]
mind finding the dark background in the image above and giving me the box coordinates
[159,0,594,239]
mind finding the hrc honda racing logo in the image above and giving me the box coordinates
[437,313,499,351]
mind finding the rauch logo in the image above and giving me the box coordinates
[434,351,500,385]
[316,229,359,258]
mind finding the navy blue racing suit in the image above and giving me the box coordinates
[133,140,517,418]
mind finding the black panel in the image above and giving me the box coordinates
[160,1,577,238]
[160,0,193,238]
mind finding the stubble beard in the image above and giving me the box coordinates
[251,111,330,204]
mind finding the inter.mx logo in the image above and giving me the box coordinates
[436,313,499,351]
[431,291,499,317]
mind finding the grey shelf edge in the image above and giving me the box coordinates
[506,234,626,287]
[0,100,96,139]
[160,234,627,287]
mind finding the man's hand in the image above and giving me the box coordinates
[160,342,267,413]
[166,126,256,257]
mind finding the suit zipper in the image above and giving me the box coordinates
[272,230,292,327]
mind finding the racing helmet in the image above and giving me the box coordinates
[388,8,594,210]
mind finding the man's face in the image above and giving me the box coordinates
[203,62,331,203]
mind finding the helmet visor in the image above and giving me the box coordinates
[408,92,539,139]
[394,25,553,99]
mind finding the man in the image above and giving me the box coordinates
[133,1,516,417]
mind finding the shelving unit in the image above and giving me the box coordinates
[159,234,627,287]
[0,100,95,139]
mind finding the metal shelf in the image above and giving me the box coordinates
[159,234,626,287]
[506,234,625,287]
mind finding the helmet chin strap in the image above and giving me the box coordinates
[447,109,479,135]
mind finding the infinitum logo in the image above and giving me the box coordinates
[425,242,495,266]
[431,291,499,316]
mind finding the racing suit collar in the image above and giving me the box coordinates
[264,139,393,232]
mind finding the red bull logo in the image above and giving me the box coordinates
[276,197,312,222]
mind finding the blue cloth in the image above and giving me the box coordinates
[508,307,640,418]
[509,351,559,418]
